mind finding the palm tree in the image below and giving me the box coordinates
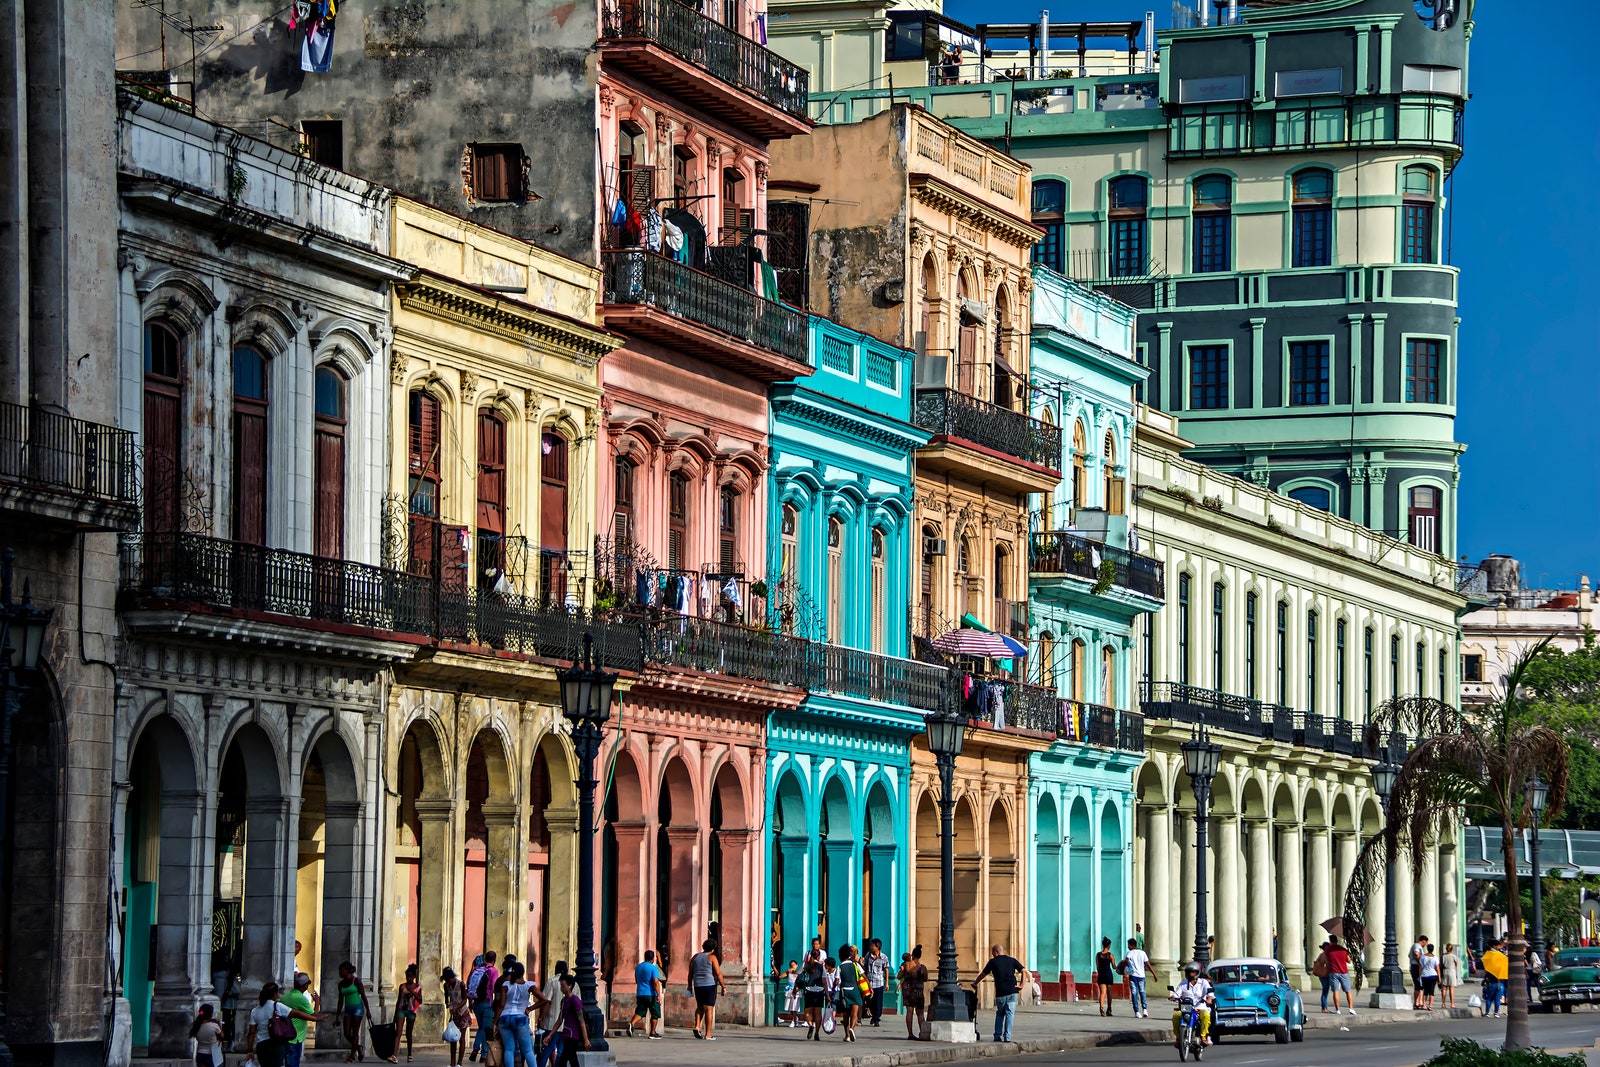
[1341,641,1569,1051]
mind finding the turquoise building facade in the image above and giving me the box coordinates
[1024,266,1163,995]
[763,316,934,987]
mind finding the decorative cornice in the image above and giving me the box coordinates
[396,279,621,365]
[770,395,925,453]
[908,175,1043,251]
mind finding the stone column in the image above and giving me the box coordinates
[665,826,700,982]
[777,835,811,969]
[1216,816,1241,959]
[545,807,581,974]
[1276,823,1304,973]
[1177,810,1197,964]
[866,842,898,949]
[240,795,291,997]
[1394,848,1416,984]
[1362,833,1385,971]
[482,803,520,965]
[1246,819,1273,958]
[1334,830,1358,919]
[823,839,855,949]
[1418,844,1441,948]
[717,829,752,972]
[412,801,453,997]
[1145,806,1173,977]
[148,789,206,1058]
[1439,844,1460,951]
[1306,828,1332,973]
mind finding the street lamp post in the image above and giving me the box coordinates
[0,548,55,1067]
[1181,725,1222,969]
[1371,758,1408,1005]
[558,633,618,1060]
[1527,773,1549,961]
[924,673,973,1042]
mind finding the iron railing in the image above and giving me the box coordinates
[1060,699,1145,754]
[996,678,1060,733]
[645,614,815,689]
[1139,680,1400,760]
[1118,709,1146,753]
[913,387,1062,471]
[817,643,948,712]
[1167,92,1462,159]
[600,0,810,118]
[0,400,137,506]
[1029,530,1165,599]
[602,249,807,362]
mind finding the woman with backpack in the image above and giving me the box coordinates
[835,945,865,1043]
[439,968,470,1067]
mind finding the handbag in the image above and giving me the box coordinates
[268,1004,297,1043]
[1312,953,1330,979]
[851,962,870,997]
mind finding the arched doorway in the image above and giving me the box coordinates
[529,735,577,983]
[818,775,852,949]
[986,801,1016,956]
[394,720,448,992]
[1034,793,1062,986]
[709,762,749,969]
[123,714,202,1056]
[294,729,362,1045]
[601,748,645,981]
[862,781,896,947]
[770,771,809,973]
[214,722,286,1026]
[952,797,979,970]
[656,757,696,981]
[1067,797,1093,976]
[1099,801,1125,957]
[462,728,514,970]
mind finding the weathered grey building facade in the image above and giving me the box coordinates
[110,92,413,1061]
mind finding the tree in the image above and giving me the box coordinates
[1342,642,1570,1051]
[1519,630,1600,830]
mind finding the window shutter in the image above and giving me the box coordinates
[143,385,181,532]
[628,167,654,211]
[540,434,568,552]
[314,425,345,559]
[476,413,506,534]
[233,407,268,545]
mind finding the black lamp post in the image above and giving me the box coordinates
[1181,725,1222,969]
[0,548,54,1067]
[1371,758,1406,997]
[1526,773,1549,961]
[925,678,967,1028]
[559,633,618,1055]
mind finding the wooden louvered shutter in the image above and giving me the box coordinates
[477,413,506,535]
[314,424,345,558]
[143,387,181,532]
[232,404,267,545]
[627,167,653,213]
[766,200,809,308]
[957,325,978,393]
[540,433,568,552]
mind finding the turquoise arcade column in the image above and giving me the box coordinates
[1069,840,1094,978]
[822,838,855,949]
[865,842,897,946]
[777,834,812,968]
[1036,840,1063,980]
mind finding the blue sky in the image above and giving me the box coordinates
[943,0,1600,589]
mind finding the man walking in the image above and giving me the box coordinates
[282,972,317,1067]
[1120,937,1150,1018]
[628,951,663,1039]
[973,944,1024,1043]
[469,952,499,1063]
[1325,936,1355,1015]
[1409,936,1428,1009]
[863,939,889,1026]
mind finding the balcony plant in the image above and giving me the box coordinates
[1092,560,1115,596]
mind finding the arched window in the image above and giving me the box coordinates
[1416,640,1426,697]
[407,390,442,519]
[478,412,508,538]
[313,366,346,559]
[1408,485,1440,554]
[827,517,844,643]
[1101,644,1116,707]
[1031,179,1066,273]
[870,528,886,653]
[612,455,635,544]
[1336,618,1348,720]
[1191,175,1232,273]
[955,273,978,395]
[1108,176,1148,277]
[1211,581,1225,689]
[1071,421,1088,512]
[1288,485,1332,511]
[992,289,1015,409]
[780,503,799,580]
[1276,600,1290,705]
[1402,166,1437,264]
[231,346,268,545]
[618,120,651,227]
[1038,632,1056,689]
[1070,638,1087,701]
[668,471,690,571]
[918,254,938,361]
[1176,573,1191,686]
[993,543,1011,633]
[537,430,568,601]
[1103,431,1124,514]
[1245,591,1258,699]
[1292,168,1333,267]
[955,537,973,622]
[142,321,183,533]
[920,523,939,636]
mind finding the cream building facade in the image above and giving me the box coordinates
[1131,405,1467,990]
[1458,556,1597,707]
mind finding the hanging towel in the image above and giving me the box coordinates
[760,262,780,301]
[722,578,741,610]
[636,571,652,608]
[645,208,663,253]
[661,218,684,252]
[301,14,335,73]
[610,198,627,227]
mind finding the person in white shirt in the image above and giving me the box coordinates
[1120,938,1152,1018]
[1169,963,1214,1047]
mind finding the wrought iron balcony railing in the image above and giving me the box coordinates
[994,678,1059,734]
[913,388,1062,471]
[602,249,807,363]
[816,643,948,712]
[1060,699,1145,754]
[0,400,137,507]
[645,614,816,689]
[1138,680,1404,761]
[600,0,810,119]
[1029,530,1165,599]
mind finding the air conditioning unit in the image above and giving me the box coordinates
[924,537,947,557]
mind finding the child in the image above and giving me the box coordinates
[781,961,802,1027]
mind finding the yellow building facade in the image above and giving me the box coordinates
[378,199,623,1015]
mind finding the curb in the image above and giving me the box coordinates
[695,1027,1177,1067]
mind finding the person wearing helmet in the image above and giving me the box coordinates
[1169,962,1215,1046]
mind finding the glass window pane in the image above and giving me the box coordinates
[233,346,266,400]
[315,367,345,419]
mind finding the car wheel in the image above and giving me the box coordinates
[1275,1028,1290,1045]
[1561,1005,1573,1014]
[1290,1026,1305,1043]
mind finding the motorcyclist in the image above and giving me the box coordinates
[1170,961,1215,1047]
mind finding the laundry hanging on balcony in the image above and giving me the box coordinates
[292,1,338,73]
[959,297,987,325]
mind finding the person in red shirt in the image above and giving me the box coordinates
[1325,936,1354,1015]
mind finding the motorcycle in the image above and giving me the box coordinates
[1168,987,1206,1062]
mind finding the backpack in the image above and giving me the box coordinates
[467,967,486,1001]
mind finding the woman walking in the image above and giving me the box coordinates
[336,963,373,1063]
[391,965,422,1063]
[440,968,470,1067]
[553,975,589,1067]
[899,947,928,1041]
[1419,945,1440,1011]
[1095,938,1117,1016]
[801,954,827,1040]
[496,963,538,1067]
[1440,944,1462,1009]
[191,1004,224,1067]
[835,946,865,1042]
[688,939,726,1040]
[248,982,317,1067]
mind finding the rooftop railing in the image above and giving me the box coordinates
[602,248,807,362]
[0,401,138,507]
[913,387,1062,470]
[600,0,809,119]
[1029,529,1165,599]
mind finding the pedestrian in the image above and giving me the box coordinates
[388,965,422,1063]
[284,972,320,1067]
[899,946,928,1040]
[469,952,499,1063]
[1420,944,1440,1010]
[1120,936,1150,1019]
[1440,943,1461,1008]
[495,962,537,1067]
[1094,937,1117,1016]
[973,944,1024,1043]
[190,1004,224,1067]
[1313,942,1333,1012]
[336,963,373,1063]
[1525,946,1543,1001]
[1480,939,1507,1017]
[627,950,663,1039]
[1271,928,1279,961]
[553,975,589,1067]
[249,982,316,1067]
[1135,924,1146,952]
[535,962,566,1067]
[801,953,827,1040]
[780,960,802,1027]
[863,939,889,1026]
[835,945,865,1042]
[689,938,726,1040]
[1325,936,1354,1015]
[806,936,826,967]
[439,968,469,1067]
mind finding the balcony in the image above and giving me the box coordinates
[601,249,811,381]
[600,0,811,139]
[1139,681,1385,760]
[816,643,947,712]
[1029,530,1165,601]
[961,676,1058,735]
[644,614,815,689]
[912,388,1062,493]
[1061,699,1145,754]
[1167,93,1463,163]
[0,401,138,530]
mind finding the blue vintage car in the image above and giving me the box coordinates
[1206,957,1306,1044]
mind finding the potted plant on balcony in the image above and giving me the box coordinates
[1092,560,1115,596]
[593,578,618,615]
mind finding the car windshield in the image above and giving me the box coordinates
[1553,949,1600,968]
[1210,965,1277,984]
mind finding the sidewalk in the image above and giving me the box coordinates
[299,1000,1463,1067]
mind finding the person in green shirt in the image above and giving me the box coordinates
[282,972,320,1067]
